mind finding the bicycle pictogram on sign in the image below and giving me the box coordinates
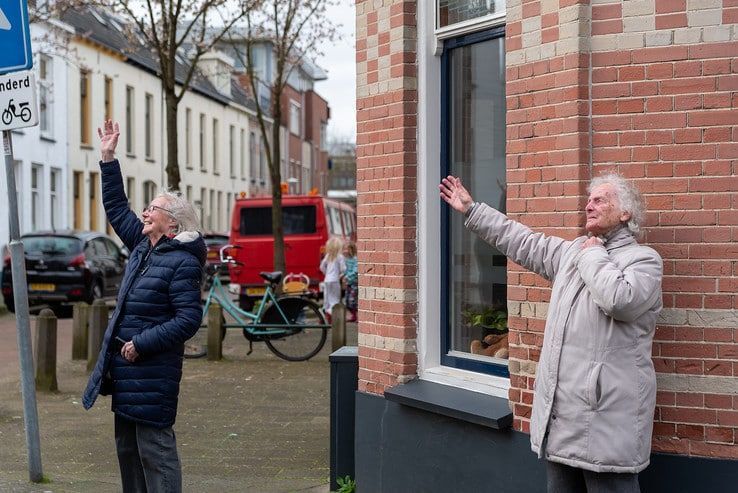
[1,98,31,125]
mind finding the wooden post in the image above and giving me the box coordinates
[331,303,346,352]
[72,302,90,360]
[34,308,58,392]
[87,299,109,372]
[207,302,223,361]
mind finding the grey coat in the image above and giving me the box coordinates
[465,203,663,473]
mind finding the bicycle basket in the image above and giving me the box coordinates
[283,273,310,295]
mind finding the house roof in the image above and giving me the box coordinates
[61,7,257,112]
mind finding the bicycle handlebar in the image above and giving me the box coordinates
[219,244,240,264]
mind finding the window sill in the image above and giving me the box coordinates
[126,153,136,159]
[40,134,56,143]
[145,157,155,163]
[80,143,93,150]
[384,378,512,430]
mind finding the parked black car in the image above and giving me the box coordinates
[202,232,230,285]
[1,230,128,313]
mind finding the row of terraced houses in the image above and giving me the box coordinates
[0,6,330,250]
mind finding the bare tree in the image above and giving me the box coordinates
[225,0,340,273]
[61,0,259,190]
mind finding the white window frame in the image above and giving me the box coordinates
[199,113,206,171]
[229,124,236,178]
[212,118,219,174]
[126,176,136,210]
[417,0,510,398]
[240,128,246,180]
[125,86,135,155]
[185,108,192,169]
[435,0,506,39]
[289,101,301,136]
[144,93,154,159]
[38,54,53,137]
[50,167,61,229]
[31,164,43,231]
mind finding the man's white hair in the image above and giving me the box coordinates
[158,190,200,234]
[588,173,645,235]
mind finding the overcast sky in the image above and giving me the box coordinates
[314,2,356,144]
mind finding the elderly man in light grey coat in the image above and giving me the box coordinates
[440,174,663,493]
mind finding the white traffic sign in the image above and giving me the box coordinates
[0,0,33,74]
[0,71,38,131]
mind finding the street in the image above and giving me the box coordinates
[0,311,356,492]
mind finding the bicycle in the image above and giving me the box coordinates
[184,245,329,361]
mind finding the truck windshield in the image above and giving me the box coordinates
[239,205,317,235]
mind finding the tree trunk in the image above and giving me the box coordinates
[271,115,286,273]
[165,90,181,190]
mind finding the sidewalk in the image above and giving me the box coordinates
[0,312,357,492]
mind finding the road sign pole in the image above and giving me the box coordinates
[3,129,43,483]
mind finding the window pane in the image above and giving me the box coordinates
[446,34,508,366]
[239,206,316,235]
[23,236,82,255]
[437,0,502,28]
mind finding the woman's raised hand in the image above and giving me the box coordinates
[439,175,474,214]
[98,120,120,162]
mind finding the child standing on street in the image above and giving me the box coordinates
[320,237,346,320]
[343,242,358,322]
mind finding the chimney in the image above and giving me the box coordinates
[197,50,235,98]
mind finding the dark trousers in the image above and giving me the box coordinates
[115,414,182,493]
[546,460,640,493]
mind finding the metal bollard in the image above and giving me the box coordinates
[87,300,109,372]
[72,302,90,360]
[331,303,347,351]
[207,302,223,361]
[34,308,58,392]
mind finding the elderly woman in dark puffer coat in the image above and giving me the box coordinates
[83,120,205,493]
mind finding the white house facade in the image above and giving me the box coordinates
[0,20,71,250]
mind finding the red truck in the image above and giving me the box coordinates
[227,195,356,309]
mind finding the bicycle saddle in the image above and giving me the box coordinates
[259,271,283,284]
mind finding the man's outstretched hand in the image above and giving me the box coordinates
[98,120,120,163]
[439,175,474,214]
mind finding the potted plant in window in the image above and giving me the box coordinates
[463,304,509,359]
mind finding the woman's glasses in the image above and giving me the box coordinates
[142,205,174,216]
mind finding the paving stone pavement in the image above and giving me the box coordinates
[0,311,357,492]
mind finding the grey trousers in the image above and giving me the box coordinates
[546,460,641,493]
[114,414,182,493]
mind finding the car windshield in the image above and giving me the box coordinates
[239,206,317,235]
[23,236,83,256]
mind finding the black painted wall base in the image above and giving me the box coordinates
[355,391,738,493]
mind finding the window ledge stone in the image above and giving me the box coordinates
[385,378,512,430]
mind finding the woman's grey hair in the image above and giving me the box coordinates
[588,173,645,235]
[158,190,200,234]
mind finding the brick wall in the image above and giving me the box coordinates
[506,0,738,459]
[505,0,592,434]
[356,0,738,461]
[588,0,738,460]
[355,0,419,394]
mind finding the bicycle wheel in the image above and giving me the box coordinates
[263,297,327,361]
[184,313,226,358]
